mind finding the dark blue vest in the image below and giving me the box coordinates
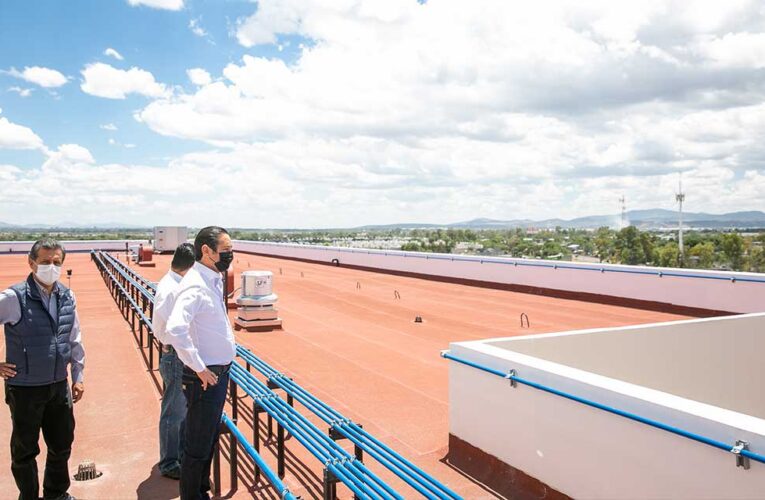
[4,274,75,386]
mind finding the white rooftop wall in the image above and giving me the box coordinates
[233,241,765,313]
[447,314,765,499]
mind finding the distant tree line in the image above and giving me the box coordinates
[3,227,764,272]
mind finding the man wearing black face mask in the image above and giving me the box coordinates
[164,227,235,500]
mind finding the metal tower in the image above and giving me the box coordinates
[619,195,626,228]
[676,174,685,262]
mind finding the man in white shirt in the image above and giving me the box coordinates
[152,243,195,480]
[164,227,235,500]
[0,239,85,500]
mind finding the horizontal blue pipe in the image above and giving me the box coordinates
[230,366,398,500]
[231,363,399,500]
[236,346,461,500]
[441,351,765,466]
[221,414,297,500]
[101,253,156,301]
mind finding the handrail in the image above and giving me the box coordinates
[237,345,461,499]
[93,251,404,499]
[441,351,765,466]
[236,241,765,284]
[101,252,157,299]
[221,414,297,500]
[231,362,401,499]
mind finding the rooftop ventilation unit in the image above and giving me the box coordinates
[234,270,283,330]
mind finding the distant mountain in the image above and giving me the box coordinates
[358,210,765,230]
[0,221,18,228]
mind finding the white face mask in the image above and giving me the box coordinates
[35,264,61,286]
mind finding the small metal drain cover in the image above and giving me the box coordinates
[73,460,103,481]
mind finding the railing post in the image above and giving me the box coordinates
[277,421,285,478]
[212,438,221,496]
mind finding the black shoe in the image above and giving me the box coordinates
[161,467,181,480]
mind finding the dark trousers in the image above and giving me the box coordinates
[180,365,230,500]
[5,380,75,500]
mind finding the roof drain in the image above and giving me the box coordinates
[73,460,103,481]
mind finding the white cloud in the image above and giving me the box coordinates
[126,0,765,224]
[104,48,124,61]
[8,86,33,97]
[188,18,208,38]
[4,0,765,226]
[52,144,95,164]
[126,0,183,11]
[0,114,45,150]
[186,68,211,86]
[100,123,118,131]
[81,63,168,99]
[8,66,67,88]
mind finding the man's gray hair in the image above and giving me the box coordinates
[29,238,66,262]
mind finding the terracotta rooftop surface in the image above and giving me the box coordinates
[0,251,692,499]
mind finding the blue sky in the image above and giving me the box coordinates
[0,0,301,170]
[1,0,765,228]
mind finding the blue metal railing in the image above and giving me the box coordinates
[94,250,412,499]
[237,345,461,500]
[231,362,401,499]
[221,414,296,500]
[441,350,765,467]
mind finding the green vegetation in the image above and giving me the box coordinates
[231,226,765,273]
[3,226,764,273]
[0,230,150,241]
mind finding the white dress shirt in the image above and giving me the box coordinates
[0,279,86,384]
[164,262,235,373]
[152,270,183,345]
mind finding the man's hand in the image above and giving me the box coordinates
[72,382,85,403]
[0,363,16,379]
[196,369,218,390]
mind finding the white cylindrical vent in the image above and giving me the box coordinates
[241,270,273,297]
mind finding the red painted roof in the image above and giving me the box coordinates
[0,252,690,498]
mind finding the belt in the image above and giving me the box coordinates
[207,363,231,376]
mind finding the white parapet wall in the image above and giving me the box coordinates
[447,313,765,499]
[233,241,765,314]
[0,240,148,253]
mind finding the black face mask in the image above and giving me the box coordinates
[214,251,234,272]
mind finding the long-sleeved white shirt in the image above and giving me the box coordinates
[164,262,235,372]
[0,278,86,384]
[152,270,183,345]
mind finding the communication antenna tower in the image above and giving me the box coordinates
[619,195,626,228]
[676,174,685,262]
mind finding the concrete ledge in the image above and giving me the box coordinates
[447,434,570,500]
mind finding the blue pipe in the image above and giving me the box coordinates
[233,365,400,500]
[441,351,765,466]
[232,364,399,500]
[236,347,461,499]
[236,347,457,498]
[230,366,398,500]
[221,414,297,500]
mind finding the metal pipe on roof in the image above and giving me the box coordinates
[236,346,461,500]
[220,414,297,500]
[441,350,765,467]
[230,365,399,500]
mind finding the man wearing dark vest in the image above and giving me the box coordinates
[0,238,85,500]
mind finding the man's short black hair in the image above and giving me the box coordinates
[171,242,195,271]
[29,238,66,262]
[194,226,229,261]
